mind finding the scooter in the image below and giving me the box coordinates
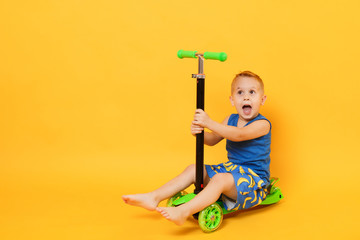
[167,50,284,233]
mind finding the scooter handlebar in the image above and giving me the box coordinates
[177,50,227,62]
[203,51,227,62]
[177,50,197,59]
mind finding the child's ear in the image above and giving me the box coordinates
[261,95,267,105]
[229,96,234,106]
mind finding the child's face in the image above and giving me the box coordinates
[230,76,267,121]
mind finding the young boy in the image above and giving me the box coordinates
[122,71,271,226]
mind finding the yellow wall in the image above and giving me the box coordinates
[1,1,359,239]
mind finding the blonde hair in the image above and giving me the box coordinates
[231,71,264,94]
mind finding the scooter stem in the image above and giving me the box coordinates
[193,55,205,194]
[177,50,227,194]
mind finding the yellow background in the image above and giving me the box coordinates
[1,0,360,239]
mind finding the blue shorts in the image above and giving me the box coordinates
[205,161,268,211]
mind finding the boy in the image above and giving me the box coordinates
[122,71,271,226]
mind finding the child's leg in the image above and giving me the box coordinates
[156,173,237,226]
[122,164,209,211]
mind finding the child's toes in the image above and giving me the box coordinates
[156,208,170,218]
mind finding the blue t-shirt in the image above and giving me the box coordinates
[226,113,271,185]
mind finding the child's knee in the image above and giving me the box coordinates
[184,164,196,173]
[211,173,234,188]
[183,164,196,181]
[184,164,209,184]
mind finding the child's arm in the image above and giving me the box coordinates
[193,109,270,142]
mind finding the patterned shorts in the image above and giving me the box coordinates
[205,161,268,211]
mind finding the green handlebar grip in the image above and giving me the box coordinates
[177,50,197,59]
[203,52,227,62]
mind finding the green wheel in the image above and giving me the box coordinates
[198,203,223,233]
[166,191,188,207]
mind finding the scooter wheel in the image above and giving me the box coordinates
[198,203,223,233]
[166,191,188,207]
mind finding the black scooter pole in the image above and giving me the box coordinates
[193,56,205,194]
[177,50,227,195]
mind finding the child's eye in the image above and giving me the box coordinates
[250,90,255,94]
[237,90,243,95]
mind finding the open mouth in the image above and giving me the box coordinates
[242,105,252,115]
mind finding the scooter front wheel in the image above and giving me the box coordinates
[166,191,188,207]
[198,203,223,233]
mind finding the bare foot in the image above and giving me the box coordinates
[156,207,189,226]
[122,193,159,211]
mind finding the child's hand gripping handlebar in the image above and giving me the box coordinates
[177,50,227,62]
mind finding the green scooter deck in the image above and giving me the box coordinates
[171,178,284,214]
